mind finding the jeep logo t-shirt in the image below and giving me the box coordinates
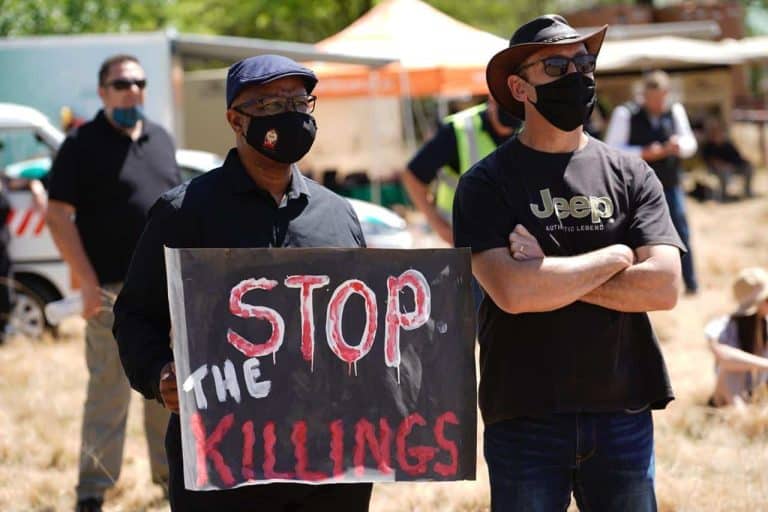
[453,136,684,423]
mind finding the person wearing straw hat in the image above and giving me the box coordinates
[706,267,768,408]
[453,14,686,511]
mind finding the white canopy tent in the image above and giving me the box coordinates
[597,36,742,73]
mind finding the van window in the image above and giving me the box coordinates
[0,128,54,170]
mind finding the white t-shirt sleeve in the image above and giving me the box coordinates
[671,102,698,159]
[604,105,643,158]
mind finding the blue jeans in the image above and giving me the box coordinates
[484,411,656,512]
[664,186,697,292]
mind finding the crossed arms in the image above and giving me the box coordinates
[473,224,681,314]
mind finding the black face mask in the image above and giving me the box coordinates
[528,73,596,132]
[243,111,317,164]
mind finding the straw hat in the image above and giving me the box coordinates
[733,267,768,315]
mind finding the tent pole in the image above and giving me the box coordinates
[398,66,417,152]
[437,96,449,121]
[369,70,382,205]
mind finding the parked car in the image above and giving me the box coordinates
[0,103,412,337]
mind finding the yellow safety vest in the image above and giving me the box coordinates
[435,104,499,221]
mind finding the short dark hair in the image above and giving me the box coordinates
[98,54,140,86]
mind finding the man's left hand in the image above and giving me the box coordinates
[509,224,545,261]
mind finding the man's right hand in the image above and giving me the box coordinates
[81,282,102,319]
[641,142,667,162]
[664,136,681,157]
[159,361,179,413]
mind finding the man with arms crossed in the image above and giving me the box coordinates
[454,15,683,511]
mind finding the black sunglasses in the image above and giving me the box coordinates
[517,54,597,78]
[106,78,147,91]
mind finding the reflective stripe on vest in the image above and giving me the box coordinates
[436,104,497,220]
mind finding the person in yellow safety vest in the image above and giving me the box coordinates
[402,97,522,246]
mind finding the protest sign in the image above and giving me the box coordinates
[165,247,476,490]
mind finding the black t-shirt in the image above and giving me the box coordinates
[453,136,684,423]
[48,111,180,284]
[407,111,512,184]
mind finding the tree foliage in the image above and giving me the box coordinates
[169,0,374,41]
[1,0,762,42]
[0,0,545,40]
[0,0,170,36]
[428,0,560,38]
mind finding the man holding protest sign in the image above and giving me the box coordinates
[454,15,684,511]
[113,55,376,511]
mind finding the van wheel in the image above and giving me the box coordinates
[11,274,61,339]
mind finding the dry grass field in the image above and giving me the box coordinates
[1,173,767,511]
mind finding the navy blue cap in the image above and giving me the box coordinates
[226,54,318,108]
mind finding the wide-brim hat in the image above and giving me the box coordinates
[733,267,768,315]
[486,14,608,120]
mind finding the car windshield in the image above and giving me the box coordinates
[0,128,54,172]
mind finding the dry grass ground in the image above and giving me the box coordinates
[1,173,767,511]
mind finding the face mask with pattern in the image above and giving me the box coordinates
[243,111,317,164]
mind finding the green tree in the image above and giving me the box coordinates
[0,0,170,36]
[428,0,560,37]
[169,0,374,42]
[7,0,761,43]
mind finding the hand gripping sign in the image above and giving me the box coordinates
[165,248,476,490]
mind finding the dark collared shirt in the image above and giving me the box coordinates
[113,148,365,402]
[48,110,180,283]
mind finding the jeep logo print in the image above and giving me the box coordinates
[530,188,614,224]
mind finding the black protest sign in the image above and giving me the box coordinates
[165,248,477,490]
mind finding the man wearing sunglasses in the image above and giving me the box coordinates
[47,54,178,512]
[454,15,684,511]
[113,55,371,511]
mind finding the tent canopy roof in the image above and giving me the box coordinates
[175,32,394,66]
[316,0,505,70]
[598,36,741,72]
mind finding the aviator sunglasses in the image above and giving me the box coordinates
[516,54,597,78]
[106,78,147,91]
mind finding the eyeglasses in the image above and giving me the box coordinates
[233,95,317,116]
[105,78,147,91]
[516,54,597,78]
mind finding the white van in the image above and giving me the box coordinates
[0,103,412,337]
[0,103,225,337]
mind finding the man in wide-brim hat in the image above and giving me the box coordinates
[453,14,686,511]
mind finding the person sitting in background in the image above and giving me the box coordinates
[700,118,753,201]
[706,267,768,408]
